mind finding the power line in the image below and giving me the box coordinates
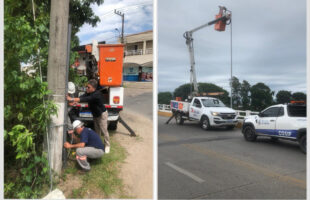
[79,2,153,43]
[100,2,152,17]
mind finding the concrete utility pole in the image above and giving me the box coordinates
[114,9,124,43]
[47,0,70,174]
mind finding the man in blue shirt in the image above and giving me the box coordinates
[64,120,105,171]
[66,79,110,154]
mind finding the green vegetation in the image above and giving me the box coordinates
[69,68,89,87]
[164,82,230,105]
[61,139,128,198]
[250,82,274,111]
[4,75,57,198]
[158,92,173,104]
[276,90,292,104]
[4,0,104,198]
[158,76,306,111]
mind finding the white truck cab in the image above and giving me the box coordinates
[242,103,307,153]
[171,97,238,130]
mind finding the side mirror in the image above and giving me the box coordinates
[258,112,263,117]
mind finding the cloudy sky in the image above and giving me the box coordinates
[158,0,306,95]
[77,0,153,45]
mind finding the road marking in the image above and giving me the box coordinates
[183,143,306,189]
[165,162,205,183]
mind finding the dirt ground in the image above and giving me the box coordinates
[57,173,83,197]
[114,82,153,198]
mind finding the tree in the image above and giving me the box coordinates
[250,83,274,111]
[240,80,251,110]
[230,76,241,109]
[276,90,291,104]
[69,0,104,35]
[173,83,191,101]
[4,0,105,198]
[198,83,230,105]
[4,1,55,197]
[292,92,306,101]
[158,92,173,104]
[173,83,230,106]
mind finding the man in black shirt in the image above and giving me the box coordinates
[66,79,110,153]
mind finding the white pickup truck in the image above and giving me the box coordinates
[242,102,307,153]
[170,97,238,130]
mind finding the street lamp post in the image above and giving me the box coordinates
[114,9,124,44]
[115,28,121,43]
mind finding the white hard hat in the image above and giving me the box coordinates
[77,65,86,70]
[68,82,76,94]
[72,120,83,130]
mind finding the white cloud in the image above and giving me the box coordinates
[158,0,306,94]
[77,0,153,45]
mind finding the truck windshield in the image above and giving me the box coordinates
[287,105,306,117]
[201,99,226,107]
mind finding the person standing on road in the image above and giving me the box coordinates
[66,79,110,153]
[64,120,105,171]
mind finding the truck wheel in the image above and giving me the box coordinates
[108,121,118,131]
[299,134,306,154]
[243,126,257,142]
[175,113,184,125]
[201,116,210,130]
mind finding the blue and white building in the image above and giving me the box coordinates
[123,30,153,82]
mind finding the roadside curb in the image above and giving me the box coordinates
[123,81,153,89]
[158,111,172,117]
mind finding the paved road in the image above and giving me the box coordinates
[158,116,306,199]
[124,91,153,119]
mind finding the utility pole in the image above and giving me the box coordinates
[47,0,70,174]
[230,13,233,108]
[114,9,124,43]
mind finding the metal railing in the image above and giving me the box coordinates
[158,104,171,111]
[125,48,153,56]
[145,48,153,54]
[125,49,143,56]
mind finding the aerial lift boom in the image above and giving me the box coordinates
[183,6,231,98]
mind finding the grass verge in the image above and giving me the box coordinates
[59,137,128,198]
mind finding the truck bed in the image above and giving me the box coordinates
[170,100,190,113]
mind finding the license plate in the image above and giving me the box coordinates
[226,120,233,123]
[80,112,93,118]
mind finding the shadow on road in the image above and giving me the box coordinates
[253,137,301,153]
[159,136,238,147]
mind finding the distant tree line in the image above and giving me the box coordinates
[158,76,306,111]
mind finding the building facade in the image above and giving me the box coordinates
[123,30,153,81]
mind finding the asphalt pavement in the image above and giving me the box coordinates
[158,115,306,199]
[124,91,153,119]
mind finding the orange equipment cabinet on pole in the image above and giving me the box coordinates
[98,44,125,86]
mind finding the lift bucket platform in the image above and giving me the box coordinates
[214,13,226,31]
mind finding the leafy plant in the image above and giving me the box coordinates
[4,0,105,198]
[69,68,89,87]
